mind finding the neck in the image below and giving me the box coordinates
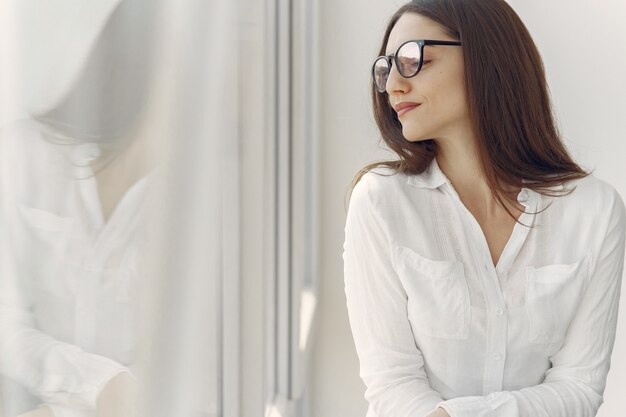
[435,137,520,215]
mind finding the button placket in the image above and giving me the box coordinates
[74,270,98,349]
[74,248,102,349]
[443,180,517,394]
[482,266,508,393]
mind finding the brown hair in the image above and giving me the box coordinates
[347,0,591,225]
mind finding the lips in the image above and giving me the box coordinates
[394,103,421,117]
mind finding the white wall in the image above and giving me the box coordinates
[312,1,626,416]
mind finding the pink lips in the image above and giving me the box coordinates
[395,103,421,117]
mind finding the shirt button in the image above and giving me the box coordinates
[495,308,504,316]
[494,353,502,361]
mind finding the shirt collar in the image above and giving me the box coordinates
[406,156,564,199]
[406,157,449,189]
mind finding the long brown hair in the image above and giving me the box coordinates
[347,0,591,225]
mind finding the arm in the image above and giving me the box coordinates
[343,176,446,417]
[0,275,131,413]
[435,187,626,417]
[16,372,137,417]
[95,371,138,417]
[0,183,130,412]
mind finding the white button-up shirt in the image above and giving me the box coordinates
[343,156,626,417]
[0,120,152,416]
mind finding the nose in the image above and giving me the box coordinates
[385,61,411,95]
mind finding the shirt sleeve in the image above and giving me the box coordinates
[0,170,130,411]
[0,283,130,411]
[343,175,446,417]
[435,187,626,417]
[43,370,137,417]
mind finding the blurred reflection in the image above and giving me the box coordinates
[0,0,159,415]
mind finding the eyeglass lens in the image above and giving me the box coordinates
[373,41,422,92]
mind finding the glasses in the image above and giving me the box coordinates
[372,39,463,93]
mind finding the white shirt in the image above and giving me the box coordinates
[0,120,151,416]
[342,156,626,417]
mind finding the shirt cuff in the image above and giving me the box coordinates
[436,399,488,417]
[41,369,135,417]
[40,353,131,411]
[435,391,519,417]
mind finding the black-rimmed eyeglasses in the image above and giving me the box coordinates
[372,39,463,93]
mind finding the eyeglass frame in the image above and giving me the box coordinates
[372,39,463,93]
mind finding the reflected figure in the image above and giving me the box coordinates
[343,1,625,417]
[0,0,159,416]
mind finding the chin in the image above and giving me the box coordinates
[401,130,429,142]
[400,123,424,141]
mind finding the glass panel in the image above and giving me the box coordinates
[0,1,239,416]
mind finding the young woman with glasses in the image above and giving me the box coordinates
[343,1,626,417]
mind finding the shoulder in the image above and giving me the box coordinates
[0,118,56,159]
[350,166,407,209]
[345,167,405,241]
[567,174,624,213]
[563,173,626,230]
[0,118,42,140]
[0,119,70,196]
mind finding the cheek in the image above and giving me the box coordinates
[426,72,468,118]
[400,73,468,139]
[429,66,462,96]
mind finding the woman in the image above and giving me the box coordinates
[342,1,626,417]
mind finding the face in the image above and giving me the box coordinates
[384,13,470,143]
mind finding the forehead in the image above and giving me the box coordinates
[386,13,450,55]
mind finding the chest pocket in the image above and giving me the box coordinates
[395,246,470,339]
[525,251,593,344]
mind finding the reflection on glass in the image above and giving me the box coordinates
[0,0,158,415]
